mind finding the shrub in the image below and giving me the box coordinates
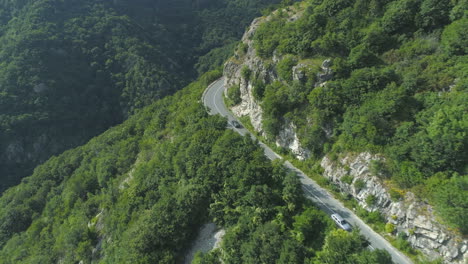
[277,55,297,82]
[394,161,424,188]
[330,184,340,193]
[432,175,468,235]
[241,65,252,81]
[252,79,266,100]
[389,188,403,201]
[348,44,381,69]
[370,160,388,178]
[441,18,468,56]
[329,152,338,162]
[366,194,377,206]
[395,232,414,254]
[227,85,242,106]
[238,42,249,56]
[317,177,330,187]
[341,175,354,185]
[381,0,417,34]
[356,206,369,219]
[418,0,451,30]
[354,179,366,191]
[253,18,282,58]
[366,211,385,225]
[385,223,395,234]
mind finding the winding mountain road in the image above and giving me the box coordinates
[203,78,412,264]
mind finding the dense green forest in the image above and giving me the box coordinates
[0,0,283,192]
[0,71,392,263]
[229,0,467,233]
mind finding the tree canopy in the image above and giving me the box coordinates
[0,0,283,193]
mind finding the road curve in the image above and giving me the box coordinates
[203,78,413,264]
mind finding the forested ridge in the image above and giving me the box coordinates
[226,0,467,234]
[0,0,282,192]
[0,70,392,263]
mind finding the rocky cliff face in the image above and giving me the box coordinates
[321,153,467,263]
[224,16,271,133]
[224,10,311,160]
[275,121,310,160]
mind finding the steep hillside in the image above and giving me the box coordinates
[0,0,282,192]
[0,71,392,263]
[224,0,467,262]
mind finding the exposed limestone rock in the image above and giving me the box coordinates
[276,121,310,160]
[88,211,105,262]
[292,63,307,82]
[321,153,468,263]
[224,17,272,133]
[230,79,264,132]
[184,223,226,264]
[224,10,310,159]
[315,58,333,87]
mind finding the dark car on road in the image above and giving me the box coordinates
[230,120,242,128]
[331,213,352,231]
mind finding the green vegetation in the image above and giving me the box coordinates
[386,223,396,234]
[277,55,298,81]
[389,188,404,201]
[354,179,367,192]
[226,84,242,106]
[0,70,389,263]
[314,230,393,264]
[341,175,354,185]
[241,65,253,81]
[0,0,284,193]
[252,78,267,100]
[366,195,378,206]
[249,0,467,234]
[394,233,416,255]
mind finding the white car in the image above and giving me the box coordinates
[331,213,352,231]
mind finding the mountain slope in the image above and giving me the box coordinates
[0,0,282,192]
[0,71,393,263]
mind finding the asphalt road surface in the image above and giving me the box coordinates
[203,78,413,264]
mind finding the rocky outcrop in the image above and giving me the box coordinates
[224,10,310,159]
[315,58,333,87]
[321,153,467,263]
[184,223,225,264]
[276,121,310,160]
[224,16,273,132]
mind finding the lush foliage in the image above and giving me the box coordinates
[226,85,242,107]
[0,0,282,192]
[0,71,388,263]
[251,0,467,233]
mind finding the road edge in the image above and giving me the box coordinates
[201,77,224,105]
